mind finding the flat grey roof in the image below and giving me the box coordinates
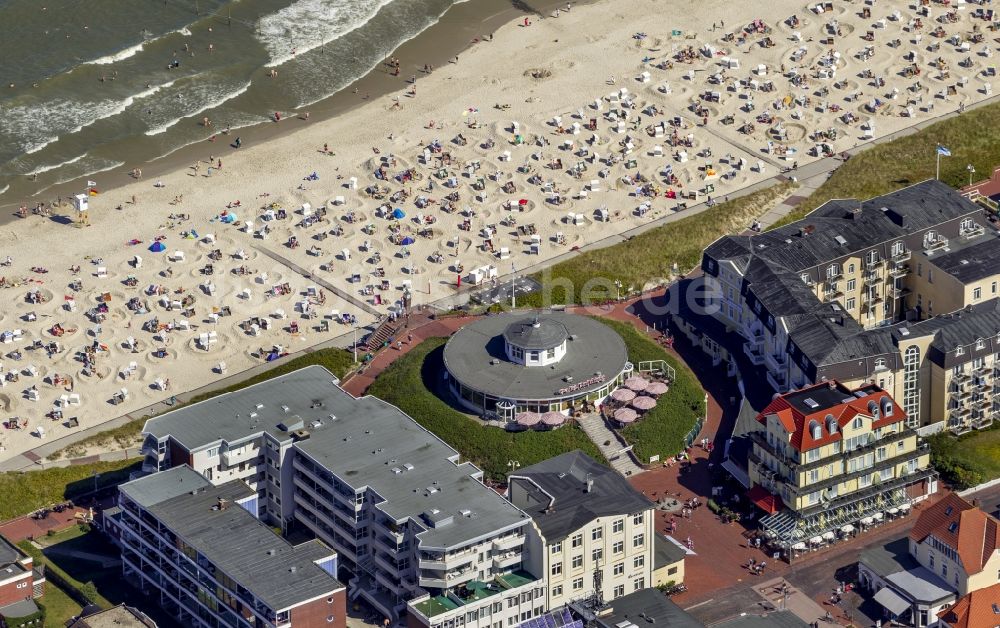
[653,534,687,569]
[291,379,530,549]
[860,537,955,604]
[443,312,628,400]
[69,605,157,628]
[143,367,345,451]
[509,451,652,543]
[121,465,342,611]
[0,599,39,619]
[924,233,1000,283]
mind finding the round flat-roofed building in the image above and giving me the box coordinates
[443,311,631,422]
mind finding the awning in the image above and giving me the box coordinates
[748,485,783,515]
[874,587,910,616]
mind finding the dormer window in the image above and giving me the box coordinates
[826,414,838,434]
[874,358,887,371]
[956,345,965,356]
[882,398,893,417]
[853,417,863,430]
[809,420,822,440]
[976,338,985,350]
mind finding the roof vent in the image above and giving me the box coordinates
[834,235,848,246]
[289,566,297,573]
[281,405,290,413]
[328,414,338,421]
[404,463,415,471]
[249,412,258,419]
[491,359,500,365]
[460,509,472,517]
[803,398,820,409]
[267,549,276,556]
[256,403,264,409]
[391,467,402,474]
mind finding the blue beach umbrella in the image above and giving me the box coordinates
[400,236,416,246]
[148,241,166,253]
[392,208,406,220]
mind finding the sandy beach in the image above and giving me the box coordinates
[0,0,992,461]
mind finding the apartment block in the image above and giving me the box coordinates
[506,451,656,609]
[690,179,1000,433]
[747,381,935,555]
[0,534,44,623]
[140,366,545,628]
[113,465,345,628]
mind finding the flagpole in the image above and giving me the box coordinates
[936,150,940,181]
[511,262,516,310]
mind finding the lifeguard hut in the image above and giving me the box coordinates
[73,193,90,226]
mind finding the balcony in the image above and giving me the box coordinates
[889,264,910,279]
[418,575,447,589]
[744,341,765,366]
[492,551,521,569]
[863,271,880,285]
[492,535,525,551]
[823,286,843,300]
[960,223,985,239]
[924,236,949,251]
[221,446,258,468]
[891,250,911,263]
[374,551,398,575]
[765,351,787,372]
[973,414,995,430]
[766,369,789,393]
[888,287,909,299]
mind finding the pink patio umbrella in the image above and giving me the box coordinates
[614,407,638,424]
[610,388,637,403]
[541,411,566,426]
[645,381,669,395]
[624,376,649,392]
[516,412,541,427]
[631,396,657,411]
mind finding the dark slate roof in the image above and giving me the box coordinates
[653,534,687,569]
[508,451,652,543]
[708,180,979,274]
[924,235,1000,283]
[712,611,810,628]
[595,588,702,628]
[906,299,1000,361]
[0,535,21,569]
[503,317,569,350]
[744,259,819,316]
[122,466,342,611]
[443,312,628,401]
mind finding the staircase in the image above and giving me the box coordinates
[365,318,399,352]
[575,413,644,476]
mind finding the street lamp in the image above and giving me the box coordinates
[507,460,520,473]
[353,320,359,364]
[614,280,622,301]
[968,163,976,186]
[93,472,101,494]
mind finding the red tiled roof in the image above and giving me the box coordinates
[755,382,905,452]
[910,493,1000,576]
[937,582,1000,628]
[748,485,783,514]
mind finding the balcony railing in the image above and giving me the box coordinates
[766,369,788,392]
[744,342,765,365]
[765,351,787,372]
[891,250,911,263]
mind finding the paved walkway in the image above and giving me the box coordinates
[0,507,89,543]
[575,412,643,476]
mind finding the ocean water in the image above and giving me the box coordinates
[0,0,469,201]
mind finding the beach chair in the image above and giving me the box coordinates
[170,251,185,262]
[347,176,358,190]
[154,378,167,391]
[639,71,651,83]
[27,389,40,402]
[216,362,227,374]
[96,267,107,278]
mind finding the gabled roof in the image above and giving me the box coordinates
[508,451,652,543]
[756,381,903,452]
[937,582,1000,628]
[910,493,1000,576]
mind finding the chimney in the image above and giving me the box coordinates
[798,225,816,237]
[586,473,594,493]
[217,498,229,511]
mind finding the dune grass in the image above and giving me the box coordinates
[515,182,794,307]
[0,460,139,521]
[772,101,1000,229]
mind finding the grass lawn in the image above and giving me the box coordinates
[771,100,1000,229]
[50,347,357,460]
[37,581,82,627]
[516,183,794,307]
[35,524,88,548]
[597,320,706,462]
[0,459,139,521]
[367,337,605,481]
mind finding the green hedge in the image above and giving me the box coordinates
[598,320,706,462]
[925,431,1000,489]
[367,338,605,480]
